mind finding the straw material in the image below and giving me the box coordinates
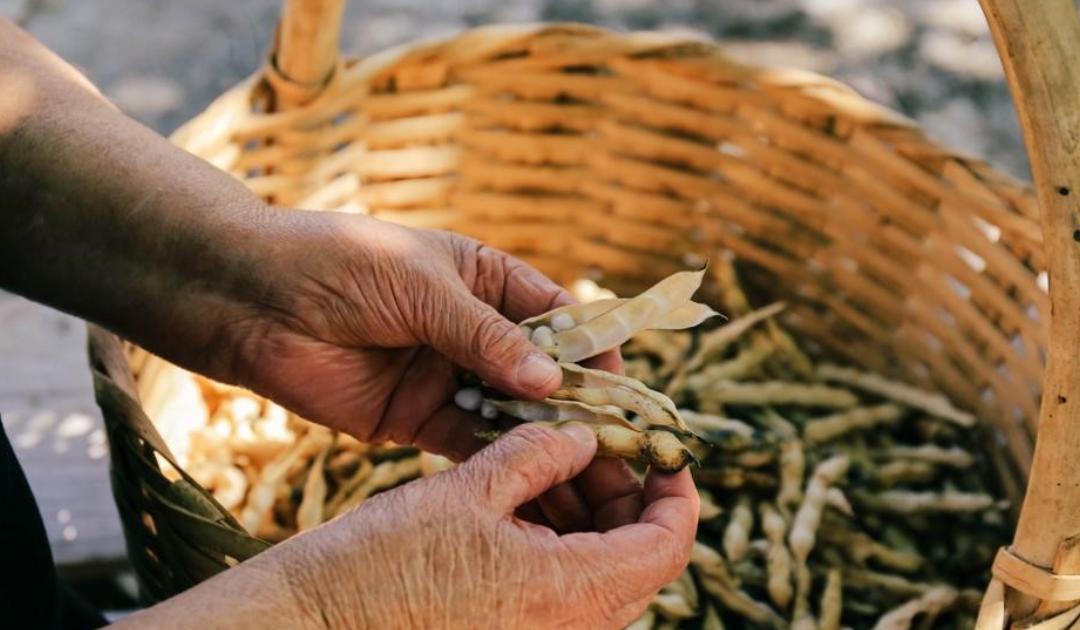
[89,327,270,602]
[92,23,1045,601]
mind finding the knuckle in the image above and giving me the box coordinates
[508,424,570,462]
[472,310,523,365]
[500,426,569,487]
[655,530,692,581]
[472,244,509,296]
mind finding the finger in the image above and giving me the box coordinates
[410,404,493,463]
[536,481,593,533]
[555,468,698,602]
[372,348,457,444]
[581,349,624,376]
[575,458,643,532]
[639,467,700,541]
[454,422,597,512]
[475,246,573,323]
[425,287,562,400]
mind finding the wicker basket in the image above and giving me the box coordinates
[87,0,1080,625]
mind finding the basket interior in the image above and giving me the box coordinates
[168,23,1044,507]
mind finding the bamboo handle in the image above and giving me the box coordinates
[979,0,1080,621]
[271,0,346,105]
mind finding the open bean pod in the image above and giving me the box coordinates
[527,267,717,363]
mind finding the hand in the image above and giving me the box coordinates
[216,209,630,532]
[221,210,610,457]
[276,423,699,630]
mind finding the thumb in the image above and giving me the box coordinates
[425,288,562,399]
[454,423,597,512]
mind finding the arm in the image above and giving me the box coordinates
[1,20,698,628]
[0,19,301,379]
[0,18,585,454]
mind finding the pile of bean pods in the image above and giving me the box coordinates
[611,264,1008,630]
[157,380,440,543]
[158,262,1008,629]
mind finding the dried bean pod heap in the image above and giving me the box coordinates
[158,261,1007,629]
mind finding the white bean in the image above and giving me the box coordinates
[550,312,575,331]
[531,325,556,348]
[454,388,483,412]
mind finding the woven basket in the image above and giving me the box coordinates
[87,0,1080,624]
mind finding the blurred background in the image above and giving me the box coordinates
[0,0,1027,614]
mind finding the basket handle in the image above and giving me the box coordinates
[269,0,347,106]
[979,0,1080,622]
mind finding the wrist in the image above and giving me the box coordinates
[270,513,380,630]
[110,541,327,630]
[151,201,306,385]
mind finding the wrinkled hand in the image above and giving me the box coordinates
[277,423,699,630]
[226,211,583,452]
[221,210,626,530]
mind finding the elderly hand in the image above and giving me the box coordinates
[279,423,698,630]
[219,210,590,456]
[212,209,630,532]
[115,424,698,630]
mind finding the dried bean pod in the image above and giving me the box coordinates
[791,565,818,630]
[819,525,923,573]
[552,267,708,362]
[724,497,754,562]
[777,440,806,512]
[489,398,637,431]
[760,502,794,609]
[693,467,778,491]
[553,365,690,433]
[702,382,859,409]
[877,445,975,468]
[870,586,957,630]
[871,461,937,488]
[652,593,696,620]
[296,442,331,532]
[851,490,996,514]
[816,364,975,427]
[789,456,850,563]
[683,340,774,392]
[692,543,786,630]
[624,609,656,630]
[679,410,757,449]
[803,404,905,443]
[824,488,853,516]
[519,298,622,331]
[699,490,723,521]
[819,570,843,630]
[625,330,690,375]
[478,422,696,472]
[667,301,786,393]
[702,605,725,630]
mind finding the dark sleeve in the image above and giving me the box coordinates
[0,417,104,630]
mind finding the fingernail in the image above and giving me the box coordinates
[558,423,595,447]
[516,353,560,391]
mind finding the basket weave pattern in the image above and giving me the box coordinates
[93,23,1044,600]
[174,24,1043,487]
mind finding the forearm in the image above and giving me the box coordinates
[109,547,325,630]
[0,20,278,376]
